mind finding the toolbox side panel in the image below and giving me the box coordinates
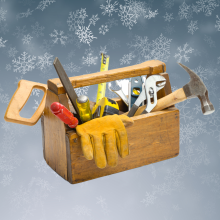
[68,108,179,184]
[43,89,68,180]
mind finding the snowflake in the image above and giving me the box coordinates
[204,35,215,47]
[108,37,120,49]
[0,7,7,22]
[141,192,157,206]
[100,0,118,16]
[82,50,98,66]
[22,34,33,44]
[31,22,45,38]
[163,12,173,22]
[34,160,49,173]
[118,5,136,30]
[31,89,40,97]
[0,37,7,48]
[72,205,92,216]
[13,26,27,38]
[99,25,109,35]
[164,23,175,34]
[75,86,89,96]
[40,39,54,52]
[5,64,11,71]
[8,47,18,58]
[0,22,9,34]
[195,142,210,166]
[50,29,68,45]
[0,154,22,172]
[145,9,159,19]
[64,62,81,73]
[67,9,88,32]
[75,26,97,45]
[174,43,194,63]
[106,17,118,28]
[127,35,150,59]
[188,20,199,35]
[89,14,100,26]
[120,52,135,65]
[0,92,9,103]
[163,0,175,10]
[100,45,108,54]
[96,196,107,208]
[193,65,209,81]
[16,8,33,20]
[36,0,56,11]
[67,50,75,60]
[196,0,219,16]
[215,15,220,31]
[178,1,191,20]
[33,100,39,110]
[1,174,12,187]
[150,33,172,62]
[12,51,36,75]
[36,52,53,71]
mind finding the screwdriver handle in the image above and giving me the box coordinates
[50,102,78,128]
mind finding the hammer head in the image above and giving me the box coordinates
[178,63,215,115]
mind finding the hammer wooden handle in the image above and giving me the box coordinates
[128,88,187,116]
[4,80,47,126]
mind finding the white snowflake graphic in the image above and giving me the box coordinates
[174,43,194,63]
[33,100,39,110]
[204,35,215,47]
[8,47,18,58]
[67,50,75,60]
[145,9,159,19]
[195,142,210,166]
[164,23,175,34]
[149,33,172,62]
[141,192,157,206]
[50,29,68,45]
[31,89,41,97]
[82,51,98,66]
[106,17,118,28]
[5,64,11,71]
[108,37,121,49]
[196,0,219,16]
[0,7,7,22]
[120,52,135,65]
[163,0,175,10]
[13,26,27,38]
[67,8,88,32]
[0,22,9,34]
[193,65,209,81]
[36,0,56,11]
[75,14,99,45]
[22,34,33,44]
[163,12,174,22]
[178,1,191,20]
[16,8,33,20]
[118,4,136,30]
[31,22,45,38]
[99,24,109,35]
[12,51,36,75]
[215,15,220,31]
[188,20,199,35]
[36,52,53,71]
[34,160,49,173]
[100,0,119,16]
[100,45,108,54]
[1,174,13,187]
[75,86,89,96]
[0,37,7,47]
[64,62,81,73]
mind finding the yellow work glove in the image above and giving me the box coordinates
[76,114,134,169]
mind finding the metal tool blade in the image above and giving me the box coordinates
[53,57,82,125]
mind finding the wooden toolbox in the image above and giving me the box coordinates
[4,60,179,184]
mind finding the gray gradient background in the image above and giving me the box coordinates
[0,0,220,219]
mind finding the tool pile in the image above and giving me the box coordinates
[3,53,215,183]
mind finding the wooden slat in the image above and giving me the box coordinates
[43,89,67,180]
[48,60,166,95]
[67,107,179,184]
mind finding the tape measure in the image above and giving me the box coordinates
[96,53,110,103]
[92,97,119,119]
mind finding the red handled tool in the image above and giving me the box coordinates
[50,102,78,128]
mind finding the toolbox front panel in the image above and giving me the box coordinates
[67,107,179,184]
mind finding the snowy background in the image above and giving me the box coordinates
[0,0,220,219]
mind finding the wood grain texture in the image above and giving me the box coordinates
[48,60,166,95]
[4,80,47,126]
[43,89,67,180]
[66,107,179,184]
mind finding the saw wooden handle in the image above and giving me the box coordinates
[124,88,187,116]
[4,80,47,126]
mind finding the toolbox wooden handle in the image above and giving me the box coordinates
[4,80,47,126]
[48,59,166,95]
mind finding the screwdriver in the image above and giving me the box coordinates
[50,102,78,128]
